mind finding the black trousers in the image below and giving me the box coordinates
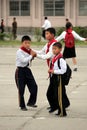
[47,74,70,110]
[15,67,38,108]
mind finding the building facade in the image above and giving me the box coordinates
[0,0,87,28]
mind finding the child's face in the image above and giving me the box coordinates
[22,40,31,49]
[45,31,54,41]
[52,46,62,55]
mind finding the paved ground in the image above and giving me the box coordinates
[0,47,87,130]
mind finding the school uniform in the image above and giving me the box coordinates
[35,39,57,66]
[15,47,38,109]
[56,30,86,59]
[47,53,70,116]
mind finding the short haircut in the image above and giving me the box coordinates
[66,18,69,21]
[21,35,31,42]
[53,42,62,49]
[66,22,72,29]
[45,17,48,20]
[13,17,16,20]
[46,27,56,36]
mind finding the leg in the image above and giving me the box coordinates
[47,76,58,112]
[26,68,38,106]
[72,57,78,71]
[15,68,20,107]
[17,69,26,108]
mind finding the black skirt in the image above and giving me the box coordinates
[63,46,76,59]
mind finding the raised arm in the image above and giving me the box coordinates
[72,31,86,41]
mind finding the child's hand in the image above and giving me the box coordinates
[48,69,54,74]
[30,50,37,57]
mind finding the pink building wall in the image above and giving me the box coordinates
[0,0,87,27]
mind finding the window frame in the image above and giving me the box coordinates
[9,0,30,16]
[44,0,65,16]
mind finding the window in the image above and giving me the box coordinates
[79,0,87,16]
[44,0,65,16]
[9,0,30,16]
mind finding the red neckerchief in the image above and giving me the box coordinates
[20,46,31,55]
[50,53,63,70]
[46,39,57,67]
[66,28,72,33]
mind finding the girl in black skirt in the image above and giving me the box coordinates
[56,22,87,71]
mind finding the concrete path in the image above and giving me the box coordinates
[0,47,87,130]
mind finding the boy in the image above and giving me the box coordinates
[56,22,87,71]
[48,42,68,117]
[34,28,70,110]
[15,35,38,111]
[35,27,57,67]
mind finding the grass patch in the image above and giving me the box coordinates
[0,40,87,47]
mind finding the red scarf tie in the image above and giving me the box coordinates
[50,53,63,70]
[46,39,57,66]
[20,46,31,55]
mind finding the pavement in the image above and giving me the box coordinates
[0,46,87,130]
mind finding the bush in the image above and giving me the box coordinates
[56,26,87,38]
[0,33,12,41]
[34,28,42,42]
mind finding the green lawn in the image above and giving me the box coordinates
[0,40,87,47]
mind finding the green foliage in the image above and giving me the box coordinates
[56,27,65,36]
[34,28,42,42]
[56,26,87,38]
[0,33,12,41]
[73,26,87,37]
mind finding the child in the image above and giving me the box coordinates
[34,27,70,110]
[15,35,38,111]
[56,22,87,71]
[47,42,68,117]
[35,27,57,67]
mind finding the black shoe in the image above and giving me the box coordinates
[73,68,77,71]
[55,110,61,116]
[49,108,58,113]
[27,104,37,108]
[60,110,67,117]
[21,107,28,111]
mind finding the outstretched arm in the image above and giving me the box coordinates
[72,31,86,41]
[36,44,53,60]
[56,31,66,41]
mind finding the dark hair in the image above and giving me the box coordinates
[46,27,56,36]
[45,17,48,20]
[66,18,69,21]
[21,35,31,42]
[13,17,16,20]
[53,42,62,49]
[66,22,72,29]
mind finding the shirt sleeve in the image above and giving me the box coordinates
[37,44,53,60]
[72,31,86,41]
[17,51,32,63]
[54,58,67,75]
[56,31,66,41]
[33,44,47,55]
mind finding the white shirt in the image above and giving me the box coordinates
[53,58,67,75]
[42,20,51,30]
[56,31,86,41]
[16,49,32,67]
[34,42,56,60]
